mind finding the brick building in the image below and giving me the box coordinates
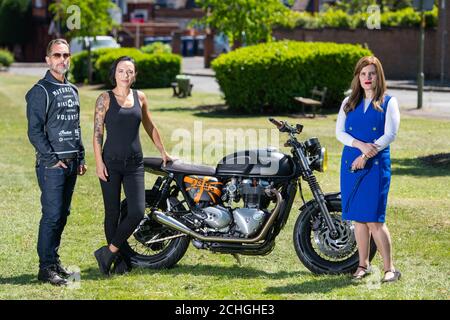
[21,0,205,62]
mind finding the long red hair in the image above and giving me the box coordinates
[344,56,387,114]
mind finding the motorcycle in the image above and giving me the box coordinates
[119,118,376,274]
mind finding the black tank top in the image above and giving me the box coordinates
[103,90,142,160]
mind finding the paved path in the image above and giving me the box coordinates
[387,89,450,120]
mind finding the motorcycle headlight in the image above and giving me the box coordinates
[305,138,327,172]
[318,147,328,172]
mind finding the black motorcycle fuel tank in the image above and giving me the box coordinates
[216,148,295,177]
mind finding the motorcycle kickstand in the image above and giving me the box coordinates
[231,254,242,266]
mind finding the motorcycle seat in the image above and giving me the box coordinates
[143,157,216,176]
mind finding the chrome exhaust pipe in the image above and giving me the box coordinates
[152,211,199,238]
[152,188,283,244]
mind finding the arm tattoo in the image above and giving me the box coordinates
[94,93,106,147]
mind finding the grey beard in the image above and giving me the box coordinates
[52,63,70,75]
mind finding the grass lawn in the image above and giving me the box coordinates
[0,73,448,300]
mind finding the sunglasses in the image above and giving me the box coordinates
[51,53,71,59]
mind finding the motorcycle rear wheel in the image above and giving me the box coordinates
[119,191,190,269]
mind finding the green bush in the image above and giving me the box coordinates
[211,41,372,114]
[0,48,14,67]
[424,5,439,28]
[70,48,118,83]
[318,9,355,28]
[141,42,172,54]
[290,12,321,29]
[380,8,420,27]
[283,6,439,29]
[95,48,181,88]
[70,47,181,87]
[381,6,438,28]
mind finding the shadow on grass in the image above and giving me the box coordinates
[152,104,262,119]
[132,263,309,280]
[0,274,39,286]
[0,264,309,285]
[192,105,339,120]
[0,266,354,293]
[264,276,354,295]
[392,153,450,177]
[0,268,104,285]
[152,103,339,120]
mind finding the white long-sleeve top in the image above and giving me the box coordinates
[336,96,400,151]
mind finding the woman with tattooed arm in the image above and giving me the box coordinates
[92,56,173,275]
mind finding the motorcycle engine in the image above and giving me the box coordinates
[202,205,232,231]
[199,178,270,237]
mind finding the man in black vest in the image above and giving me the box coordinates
[26,39,87,286]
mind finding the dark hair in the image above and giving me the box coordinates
[47,38,70,56]
[108,56,138,87]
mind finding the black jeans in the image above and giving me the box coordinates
[100,157,145,249]
[36,159,78,270]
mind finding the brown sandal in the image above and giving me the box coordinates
[382,269,402,283]
[352,265,372,280]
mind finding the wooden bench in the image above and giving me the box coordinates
[171,82,193,98]
[171,75,194,98]
[293,86,327,118]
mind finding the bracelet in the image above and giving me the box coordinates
[361,154,367,159]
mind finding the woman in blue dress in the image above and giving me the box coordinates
[336,56,401,283]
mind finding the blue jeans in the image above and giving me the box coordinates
[36,160,78,270]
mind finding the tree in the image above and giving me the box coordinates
[194,0,295,49]
[49,0,118,83]
[0,0,32,46]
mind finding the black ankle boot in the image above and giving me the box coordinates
[55,259,73,278]
[38,265,68,286]
[94,246,117,276]
[111,254,132,275]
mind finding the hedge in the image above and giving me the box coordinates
[141,42,172,54]
[95,49,181,88]
[70,47,181,88]
[0,48,14,67]
[70,48,117,84]
[286,6,439,29]
[211,40,372,114]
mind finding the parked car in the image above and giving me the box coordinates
[69,36,120,54]
[214,33,230,55]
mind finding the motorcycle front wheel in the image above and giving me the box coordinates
[293,197,377,275]
[119,191,190,269]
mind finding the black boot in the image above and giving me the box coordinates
[94,246,117,276]
[55,259,73,278]
[111,254,132,275]
[38,265,68,286]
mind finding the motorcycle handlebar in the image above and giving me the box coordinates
[269,118,303,134]
[268,117,284,129]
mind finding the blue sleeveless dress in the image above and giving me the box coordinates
[340,96,392,223]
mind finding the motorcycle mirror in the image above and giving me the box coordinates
[296,124,304,133]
